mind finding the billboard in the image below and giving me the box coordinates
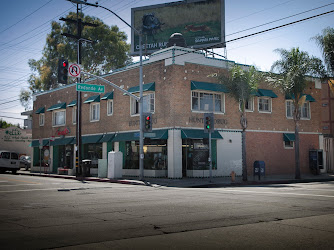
[131,0,225,55]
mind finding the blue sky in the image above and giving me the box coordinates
[0,0,333,126]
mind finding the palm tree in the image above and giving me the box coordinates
[270,47,325,179]
[219,65,263,181]
[313,27,334,77]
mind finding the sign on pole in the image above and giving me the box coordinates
[68,63,81,78]
[76,83,105,93]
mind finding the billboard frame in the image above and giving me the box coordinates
[131,0,225,56]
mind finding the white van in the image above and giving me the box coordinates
[0,150,20,174]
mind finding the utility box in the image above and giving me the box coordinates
[309,150,323,175]
[108,151,123,179]
[98,159,108,178]
[253,161,265,180]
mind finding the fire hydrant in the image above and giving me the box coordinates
[231,171,235,182]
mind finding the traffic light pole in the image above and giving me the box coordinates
[209,131,212,183]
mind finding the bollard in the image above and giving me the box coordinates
[231,171,235,182]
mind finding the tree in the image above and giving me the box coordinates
[19,89,32,111]
[313,27,334,77]
[269,47,326,179]
[21,12,132,105]
[219,65,263,181]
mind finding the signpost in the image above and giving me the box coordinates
[76,83,105,93]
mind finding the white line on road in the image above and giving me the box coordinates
[0,187,84,193]
[217,189,334,198]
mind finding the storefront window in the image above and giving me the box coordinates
[57,145,74,169]
[123,140,167,170]
[82,143,102,168]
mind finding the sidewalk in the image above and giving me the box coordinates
[17,170,334,188]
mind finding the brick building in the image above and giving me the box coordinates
[31,46,327,178]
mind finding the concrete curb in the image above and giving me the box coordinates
[18,171,334,188]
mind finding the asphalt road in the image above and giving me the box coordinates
[0,174,334,249]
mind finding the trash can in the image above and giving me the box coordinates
[82,159,91,177]
[253,161,265,180]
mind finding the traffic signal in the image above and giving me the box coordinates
[204,113,214,133]
[58,59,68,84]
[143,113,152,132]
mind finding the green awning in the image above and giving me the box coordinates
[127,82,155,94]
[283,133,295,142]
[257,89,278,98]
[30,139,50,147]
[112,129,168,142]
[285,94,315,102]
[191,81,229,93]
[51,137,75,146]
[84,95,100,104]
[181,129,223,139]
[67,100,77,107]
[101,92,114,100]
[99,134,115,142]
[35,107,45,114]
[82,134,103,144]
[47,102,66,111]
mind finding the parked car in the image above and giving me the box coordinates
[20,155,31,170]
[0,150,20,174]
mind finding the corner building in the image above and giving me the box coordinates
[31,46,327,178]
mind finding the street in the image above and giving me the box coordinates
[0,174,334,249]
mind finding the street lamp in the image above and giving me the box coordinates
[67,0,145,180]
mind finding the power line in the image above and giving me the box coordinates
[0,115,24,120]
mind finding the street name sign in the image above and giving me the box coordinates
[76,83,105,93]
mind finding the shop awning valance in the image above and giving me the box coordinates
[35,107,45,114]
[67,100,77,107]
[101,92,114,100]
[191,81,229,93]
[181,129,223,139]
[47,102,66,111]
[51,137,75,146]
[82,134,103,144]
[285,94,315,102]
[30,139,50,147]
[127,82,155,94]
[256,89,278,98]
[283,133,295,142]
[84,95,100,104]
[99,134,115,142]
[112,129,168,142]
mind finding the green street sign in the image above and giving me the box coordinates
[76,83,105,93]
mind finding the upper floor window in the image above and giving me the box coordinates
[52,110,66,126]
[191,91,224,113]
[107,100,113,116]
[90,103,100,122]
[258,97,272,113]
[131,93,155,115]
[39,113,45,126]
[239,97,254,112]
[286,100,310,119]
[72,107,77,124]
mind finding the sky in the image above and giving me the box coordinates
[0,0,333,127]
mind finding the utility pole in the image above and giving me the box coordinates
[60,3,97,178]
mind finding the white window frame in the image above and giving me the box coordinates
[239,97,254,112]
[286,100,311,120]
[107,100,113,116]
[191,91,225,114]
[72,107,77,124]
[130,92,155,116]
[258,97,272,113]
[52,110,66,127]
[284,140,294,149]
[90,103,100,122]
[39,113,45,126]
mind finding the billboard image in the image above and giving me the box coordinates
[131,0,225,55]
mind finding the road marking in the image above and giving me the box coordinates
[218,189,334,198]
[0,177,39,184]
[0,184,42,187]
[0,187,85,193]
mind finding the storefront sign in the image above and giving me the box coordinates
[188,116,227,125]
[2,128,32,143]
[56,127,71,136]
